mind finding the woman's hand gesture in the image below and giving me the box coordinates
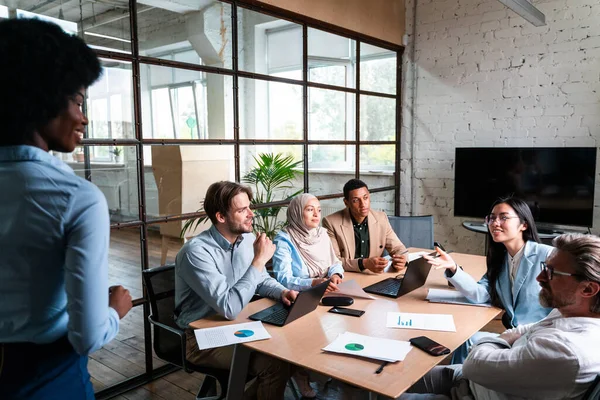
[423,246,458,274]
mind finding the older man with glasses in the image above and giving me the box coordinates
[399,233,600,400]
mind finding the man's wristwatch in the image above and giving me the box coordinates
[358,258,365,272]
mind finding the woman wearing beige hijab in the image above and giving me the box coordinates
[273,193,344,292]
[273,193,344,398]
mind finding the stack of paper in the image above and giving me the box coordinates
[386,312,456,332]
[323,332,412,362]
[194,321,271,350]
[426,289,492,308]
[322,279,375,299]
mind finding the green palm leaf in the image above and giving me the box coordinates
[182,152,303,240]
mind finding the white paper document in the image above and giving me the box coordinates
[386,312,456,332]
[322,331,412,362]
[194,321,271,350]
[384,251,431,272]
[322,279,375,299]
[408,251,431,262]
[426,288,492,308]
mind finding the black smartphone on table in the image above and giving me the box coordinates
[328,307,365,317]
[409,336,450,356]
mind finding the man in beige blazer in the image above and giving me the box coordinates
[322,179,408,273]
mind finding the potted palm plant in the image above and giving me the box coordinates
[111,146,123,163]
[181,152,303,239]
[74,147,85,162]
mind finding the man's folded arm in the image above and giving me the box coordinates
[463,334,579,397]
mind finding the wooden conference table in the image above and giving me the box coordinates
[190,249,501,399]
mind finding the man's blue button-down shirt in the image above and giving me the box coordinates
[0,145,119,354]
[175,225,286,328]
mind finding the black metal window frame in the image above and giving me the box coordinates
[85,1,403,398]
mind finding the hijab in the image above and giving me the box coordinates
[284,193,339,278]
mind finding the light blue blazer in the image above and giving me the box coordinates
[447,240,554,327]
[272,231,344,292]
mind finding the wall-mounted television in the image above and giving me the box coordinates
[454,147,597,228]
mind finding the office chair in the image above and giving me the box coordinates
[584,375,600,400]
[387,215,434,249]
[142,264,229,400]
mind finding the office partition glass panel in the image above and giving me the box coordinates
[307,145,355,196]
[239,76,303,140]
[63,145,140,223]
[137,1,232,70]
[308,28,355,89]
[87,60,134,140]
[360,144,395,189]
[360,43,396,95]
[143,144,235,223]
[237,7,302,79]
[359,94,396,141]
[308,87,355,141]
[8,1,132,54]
[139,64,234,140]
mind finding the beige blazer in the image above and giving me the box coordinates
[322,208,406,272]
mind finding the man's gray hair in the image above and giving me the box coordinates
[553,233,600,314]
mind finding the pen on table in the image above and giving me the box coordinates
[375,361,389,374]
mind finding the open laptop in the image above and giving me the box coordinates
[249,279,330,326]
[363,251,436,298]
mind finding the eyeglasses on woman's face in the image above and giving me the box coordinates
[485,214,520,225]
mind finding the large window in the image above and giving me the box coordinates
[2,0,401,396]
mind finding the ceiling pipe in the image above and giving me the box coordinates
[497,0,546,26]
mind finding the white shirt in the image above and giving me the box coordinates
[508,244,525,285]
[463,309,600,400]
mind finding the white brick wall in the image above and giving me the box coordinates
[402,0,600,254]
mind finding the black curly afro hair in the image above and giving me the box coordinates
[0,18,102,145]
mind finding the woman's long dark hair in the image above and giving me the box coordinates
[486,196,541,307]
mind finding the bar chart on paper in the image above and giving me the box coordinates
[386,312,456,332]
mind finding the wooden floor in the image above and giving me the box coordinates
[96,229,504,400]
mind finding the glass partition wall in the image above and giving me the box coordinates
[0,1,402,397]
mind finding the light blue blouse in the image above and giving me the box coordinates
[272,231,344,291]
[0,145,119,354]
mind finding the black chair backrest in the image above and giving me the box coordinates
[584,375,600,400]
[142,264,184,367]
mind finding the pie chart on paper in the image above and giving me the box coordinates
[344,343,365,351]
[234,329,254,338]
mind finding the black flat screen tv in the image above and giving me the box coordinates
[454,147,597,227]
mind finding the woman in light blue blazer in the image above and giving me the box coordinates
[425,196,553,363]
[273,193,344,293]
[272,193,344,398]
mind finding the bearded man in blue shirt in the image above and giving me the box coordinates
[175,181,297,399]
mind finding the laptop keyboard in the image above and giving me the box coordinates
[365,278,403,296]
[262,307,290,325]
